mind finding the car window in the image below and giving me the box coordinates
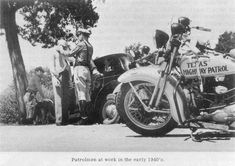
[95,55,131,74]
[104,58,118,72]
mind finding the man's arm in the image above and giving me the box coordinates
[69,43,84,57]
[56,43,83,57]
[90,60,103,76]
[90,60,97,71]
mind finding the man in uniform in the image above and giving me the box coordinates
[59,28,101,124]
[23,67,45,122]
[70,28,101,124]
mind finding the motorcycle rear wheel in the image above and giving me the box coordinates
[117,81,177,136]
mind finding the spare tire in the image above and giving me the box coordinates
[99,94,120,124]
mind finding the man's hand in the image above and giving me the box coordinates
[92,68,103,77]
[51,72,61,87]
[55,79,61,87]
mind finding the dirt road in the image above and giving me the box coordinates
[0,124,235,152]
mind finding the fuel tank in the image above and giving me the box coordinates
[179,52,235,78]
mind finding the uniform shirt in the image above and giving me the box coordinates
[72,40,93,65]
[27,74,44,98]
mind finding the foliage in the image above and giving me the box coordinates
[0,85,19,124]
[27,67,54,100]
[0,67,53,124]
[28,67,52,89]
[124,42,142,55]
[0,0,100,122]
[18,0,99,48]
[215,31,235,53]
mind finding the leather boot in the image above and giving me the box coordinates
[75,100,90,125]
[79,100,87,119]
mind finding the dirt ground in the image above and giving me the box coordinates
[0,124,235,152]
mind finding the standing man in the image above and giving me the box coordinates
[23,67,45,122]
[66,28,101,124]
[51,40,73,125]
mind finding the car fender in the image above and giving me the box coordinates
[93,80,120,110]
[112,83,122,95]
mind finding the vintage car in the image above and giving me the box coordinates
[52,53,133,125]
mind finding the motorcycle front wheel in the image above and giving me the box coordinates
[117,81,177,136]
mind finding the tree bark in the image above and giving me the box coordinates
[3,4,28,122]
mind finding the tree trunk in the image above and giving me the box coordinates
[4,5,28,123]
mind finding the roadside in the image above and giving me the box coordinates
[0,124,235,152]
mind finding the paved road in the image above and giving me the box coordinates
[0,124,235,152]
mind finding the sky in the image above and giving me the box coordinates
[0,0,235,94]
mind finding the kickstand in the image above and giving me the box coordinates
[184,127,202,142]
[191,131,204,142]
[185,129,231,142]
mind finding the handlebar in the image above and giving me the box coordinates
[135,52,156,63]
[191,26,211,32]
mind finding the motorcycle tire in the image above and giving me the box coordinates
[116,80,178,136]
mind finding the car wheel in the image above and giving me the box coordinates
[99,94,120,124]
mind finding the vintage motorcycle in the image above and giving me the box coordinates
[116,20,235,139]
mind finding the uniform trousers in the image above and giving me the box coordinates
[73,66,91,103]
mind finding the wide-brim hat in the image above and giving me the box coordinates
[77,28,91,35]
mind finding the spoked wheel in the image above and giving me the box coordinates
[117,81,177,136]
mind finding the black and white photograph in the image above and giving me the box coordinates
[0,0,235,165]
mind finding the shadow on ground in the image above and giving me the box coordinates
[127,130,235,142]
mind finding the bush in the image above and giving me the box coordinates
[0,67,54,124]
[0,85,19,124]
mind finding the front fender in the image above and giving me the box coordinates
[117,65,188,124]
[118,65,162,84]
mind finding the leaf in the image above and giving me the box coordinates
[18,0,99,48]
